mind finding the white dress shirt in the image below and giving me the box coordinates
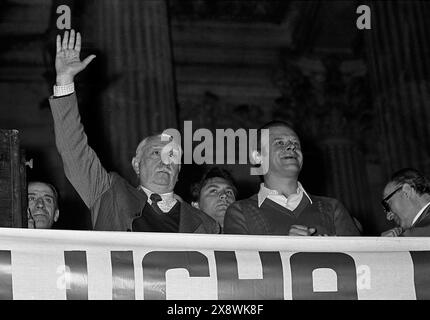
[411,201,430,226]
[257,182,312,211]
[139,186,177,213]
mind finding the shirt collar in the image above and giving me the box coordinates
[411,201,430,226]
[257,181,312,207]
[139,186,174,204]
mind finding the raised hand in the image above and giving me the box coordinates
[55,29,96,86]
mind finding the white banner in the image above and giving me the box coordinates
[0,228,429,299]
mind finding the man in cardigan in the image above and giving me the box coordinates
[223,121,360,236]
[381,168,430,237]
[49,30,219,233]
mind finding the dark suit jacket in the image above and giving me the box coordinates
[402,204,430,237]
[49,92,219,233]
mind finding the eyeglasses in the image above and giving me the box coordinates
[381,186,402,213]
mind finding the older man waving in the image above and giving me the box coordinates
[49,30,219,233]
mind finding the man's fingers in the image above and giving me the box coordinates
[75,32,81,52]
[56,35,61,53]
[62,30,69,50]
[381,231,395,237]
[291,225,308,231]
[82,55,96,67]
[28,218,35,229]
[381,227,402,237]
[289,226,311,236]
[289,229,309,236]
[68,29,75,49]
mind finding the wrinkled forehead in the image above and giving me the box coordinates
[143,135,170,149]
[137,134,181,153]
[202,177,235,190]
[28,182,55,197]
[268,126,299,140]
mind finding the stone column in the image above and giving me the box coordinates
[319,136,371,233]
[84,0,177,181]
[364,1,430,177]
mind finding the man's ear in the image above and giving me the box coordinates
[131,157,140,175]
[402,183,414,198]
[54,209,60,223]
[251,150,262,165]
[191,201,200,209]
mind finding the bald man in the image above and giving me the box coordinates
[48,29,218,233]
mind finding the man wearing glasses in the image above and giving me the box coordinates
[381,168,430,237]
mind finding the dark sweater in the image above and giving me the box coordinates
[132,202,180,232]
[223,194,360,236]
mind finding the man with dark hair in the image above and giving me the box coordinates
[27,181,59,229]
[48,30,219,233]
[381,168,430,237]
[224,121,360,236]
[191,167,238,229]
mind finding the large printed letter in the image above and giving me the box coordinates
[64,251,88,300]
[0,251,12,300]
[356,5,371,30]
[56,5,71,30]
[111,251,135,300]
[290,252,357,299]
[410,251,430,300]
[215,251,283,299]
[142,251,209,300]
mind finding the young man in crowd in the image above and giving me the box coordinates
[191,167,238,230]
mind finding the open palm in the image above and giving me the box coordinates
[55,29,95,82]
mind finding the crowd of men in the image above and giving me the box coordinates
[27,30,430,238]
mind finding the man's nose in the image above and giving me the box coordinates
[35,198,45,208]
[285,143,296,151]
[219,192,227,200]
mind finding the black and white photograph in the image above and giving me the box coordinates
[0,0,429,306]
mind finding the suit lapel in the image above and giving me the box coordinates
[414,204,430,227]
[179,203,202,233]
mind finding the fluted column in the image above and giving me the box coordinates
[84,0,177,181]
[319,136,372,233]
[364,0,430,176]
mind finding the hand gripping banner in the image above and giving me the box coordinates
[0,228,429,299]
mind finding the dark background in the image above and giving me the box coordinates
[1,0,429,235]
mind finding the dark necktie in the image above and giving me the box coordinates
[150,193,164,214]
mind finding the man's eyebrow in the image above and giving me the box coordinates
[204,183,235,190]
[204,184,222,189]
[28,193,54,199]
[272,136,299,141]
